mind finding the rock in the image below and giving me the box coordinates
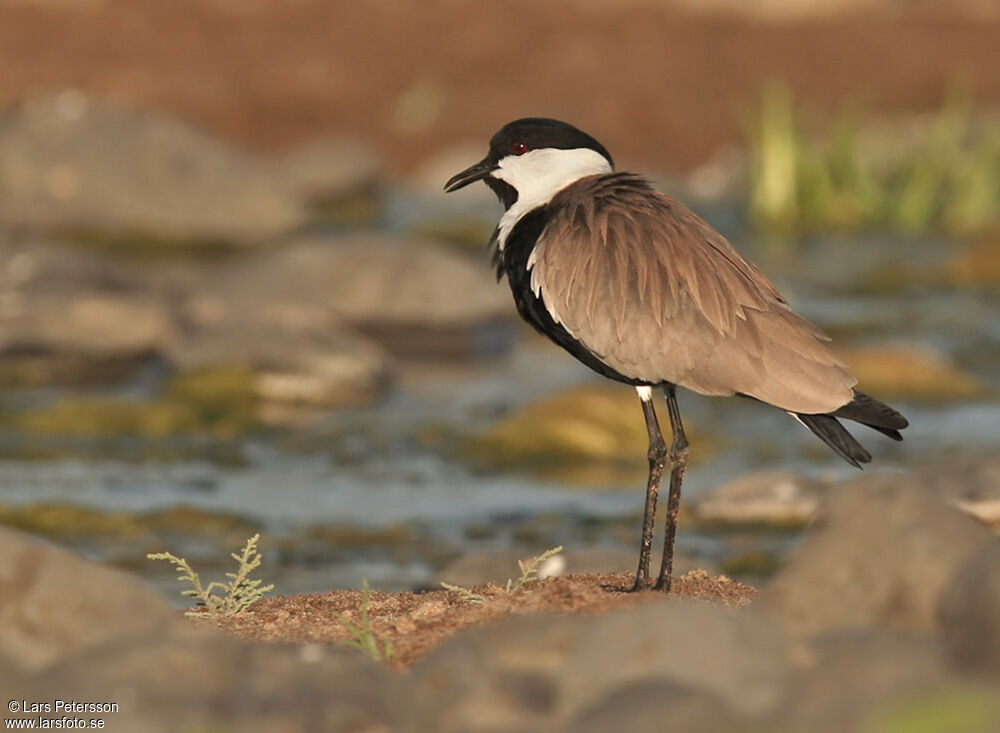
[0,91,305,246]
[13,366,262,439]
[212,235,513,359]
[464,384,718,484]
[14,626,400,733]
[903,454,1000,530]
[435,547,708,588]
[761,470,997,636]
[177,284,390,409]
[0,286,178,386]
[274,137,383,225]
[408,600,788,731]
[0,291,176,359]
[0,525,179,673]
[565,679,741,733]
[938,542,1000,674]
[836,343,991,402]
[775,631,956,733]
[692,470,833,526]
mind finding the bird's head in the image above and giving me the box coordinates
[444,118,614,210]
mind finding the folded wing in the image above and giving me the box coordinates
[529,174,856,414]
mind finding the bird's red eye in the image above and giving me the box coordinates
[511,142,529,155]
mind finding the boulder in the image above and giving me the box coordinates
[0,291,176,359]
[0,526,179,673]
[177,286,390,408]
[213,235,513,359]
[761,471,997,636]
[274,137,383,225]
[14,627,400,733]
[408,599,788,731]
[0,91,305,246]
[938,542,1000,674]
[692,469,833,526]
[774,631,957,733]
[0,290,177,385]
[905,454,1000,529]
[566,679,741,733]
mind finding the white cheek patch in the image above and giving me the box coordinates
[494,147,611,251]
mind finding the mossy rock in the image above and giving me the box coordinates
[0,502,257,539]
[9,366,261,439]
[0,502,145,537]
[837,344,991,402]
[464,384,718,486]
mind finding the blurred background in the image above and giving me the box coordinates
[0,0,997,596]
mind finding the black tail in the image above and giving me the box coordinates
[796,391,908,469]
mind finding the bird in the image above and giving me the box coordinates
[445,117,908,592]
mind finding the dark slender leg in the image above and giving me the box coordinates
[655,385,690,592]
[631,386,667,592]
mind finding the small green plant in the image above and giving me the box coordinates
[441,546,564,603]
[439,582,487,604]
[147,533,274,618]
[332,579,393,662]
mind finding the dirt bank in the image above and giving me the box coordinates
[211,570,755,669]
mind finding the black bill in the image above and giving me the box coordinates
[444,157,493,192]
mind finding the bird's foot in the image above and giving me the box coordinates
[653,576,673,593]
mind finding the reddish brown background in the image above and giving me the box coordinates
[1,0,998,172]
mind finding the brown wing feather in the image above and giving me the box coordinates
[531,174,855,414]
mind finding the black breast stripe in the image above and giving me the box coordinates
[499,206,651,386]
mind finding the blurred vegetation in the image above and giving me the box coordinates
[748,81,1000,238]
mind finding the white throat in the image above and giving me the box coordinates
[493,147,612,250]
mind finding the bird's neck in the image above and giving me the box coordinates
[492,148,612,251]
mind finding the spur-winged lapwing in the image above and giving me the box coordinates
[445,118,908,592]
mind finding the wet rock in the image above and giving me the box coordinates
[0,291,176,362]
[435,547,707,588]
[938,542,1000,674]
[836,343,991,402]
[408,600,788,731]
[0,525,179,673]
[177,282,390,409]
[274,137,383,226]
[761,471,997,636]
[14,627,400,733]
[692,469,833,526]
[566,679,741,733]
[465,384,718,484]
[213,234,512,359]
[0,91,305,246]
